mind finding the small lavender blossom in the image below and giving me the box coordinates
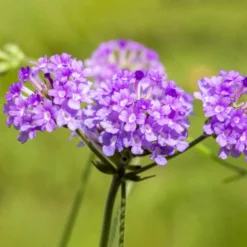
[195,70,247,161]
[151,145,174,166]
[67,81,92,110]
[5,82,23,101]
[82,69,193,166]
[119,106,146,132]
[56,109,81,131]
[32,99,58,132]
[85,40,165,83]
[48,81,69,105]
[18,66,31,82]
[3,53,92,143]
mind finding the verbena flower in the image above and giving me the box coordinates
[194,70,247,160]
[3,53,92,143]
[85,39,165,83]
[3,49,193,166]
[82,69,193,165]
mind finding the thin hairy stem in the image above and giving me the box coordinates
[58,153,94,247]
[119,181,126,247]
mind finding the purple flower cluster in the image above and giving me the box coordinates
[195,70,247,160]
[85,39,165,83]
[3,40,195,166]
[3,53,92,143]
[82,69,193,165]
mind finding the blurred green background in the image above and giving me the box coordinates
[1,0,247,246]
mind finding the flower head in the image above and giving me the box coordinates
[85,40,165,83]
[194,70,247,160]
[3,53,92,143]
[4,47,193,167]
[83,69,193,165]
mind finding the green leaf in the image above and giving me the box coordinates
[59,153,94,247]
[4,43,25,61]
[0,50,9,60]
[0,62,10,73]
[93,160,117,175]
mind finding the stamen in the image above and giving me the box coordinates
[30,76,44,92]
[21,86,33,96]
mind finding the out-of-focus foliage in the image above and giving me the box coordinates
[0,0,247,246]
[0,44,25,74]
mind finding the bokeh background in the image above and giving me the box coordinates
[1,0,247,246]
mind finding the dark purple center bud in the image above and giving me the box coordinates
[166,88,178,97]
[168,110,176,118]
[135,70,144,80]
[118,39,127,48]
[243,77,247,87]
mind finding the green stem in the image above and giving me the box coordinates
[99,175,122,247]
[58,153,94,247]
[188,138,247,182]
[119,181,126,247]
[130,133,209,175]
[109,183,134,247]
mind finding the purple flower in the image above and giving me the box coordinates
[204,97,231,122]
[67,81,91,110]
[219,70,244,83]
[7,97,28,127]
[31,56,49,73]
[119,107,146,132]
[48,81,69,105]
[56,109,81,131]
[148,100,171,122]
[71,59,85,80]
[5,82,23,101]
[140,117,159,142]
[151,145,174,166]
[130,132,144,155]
[83,69,193,165]
[100,132,124,156]
[123,130,144,155]
[49,53,72,71]
[85,39,165,83]
[18,115,40,143]
[3,54,92,143]
[55,68,71,83]
[32,99,58,132]
[18,66,31,82]
[195,70,247,161]
[112,88,136,111]
[229,108,247,130]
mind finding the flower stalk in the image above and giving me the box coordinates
[99,175,122,247]
[128,133,209,176]
[119,181,126,247]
